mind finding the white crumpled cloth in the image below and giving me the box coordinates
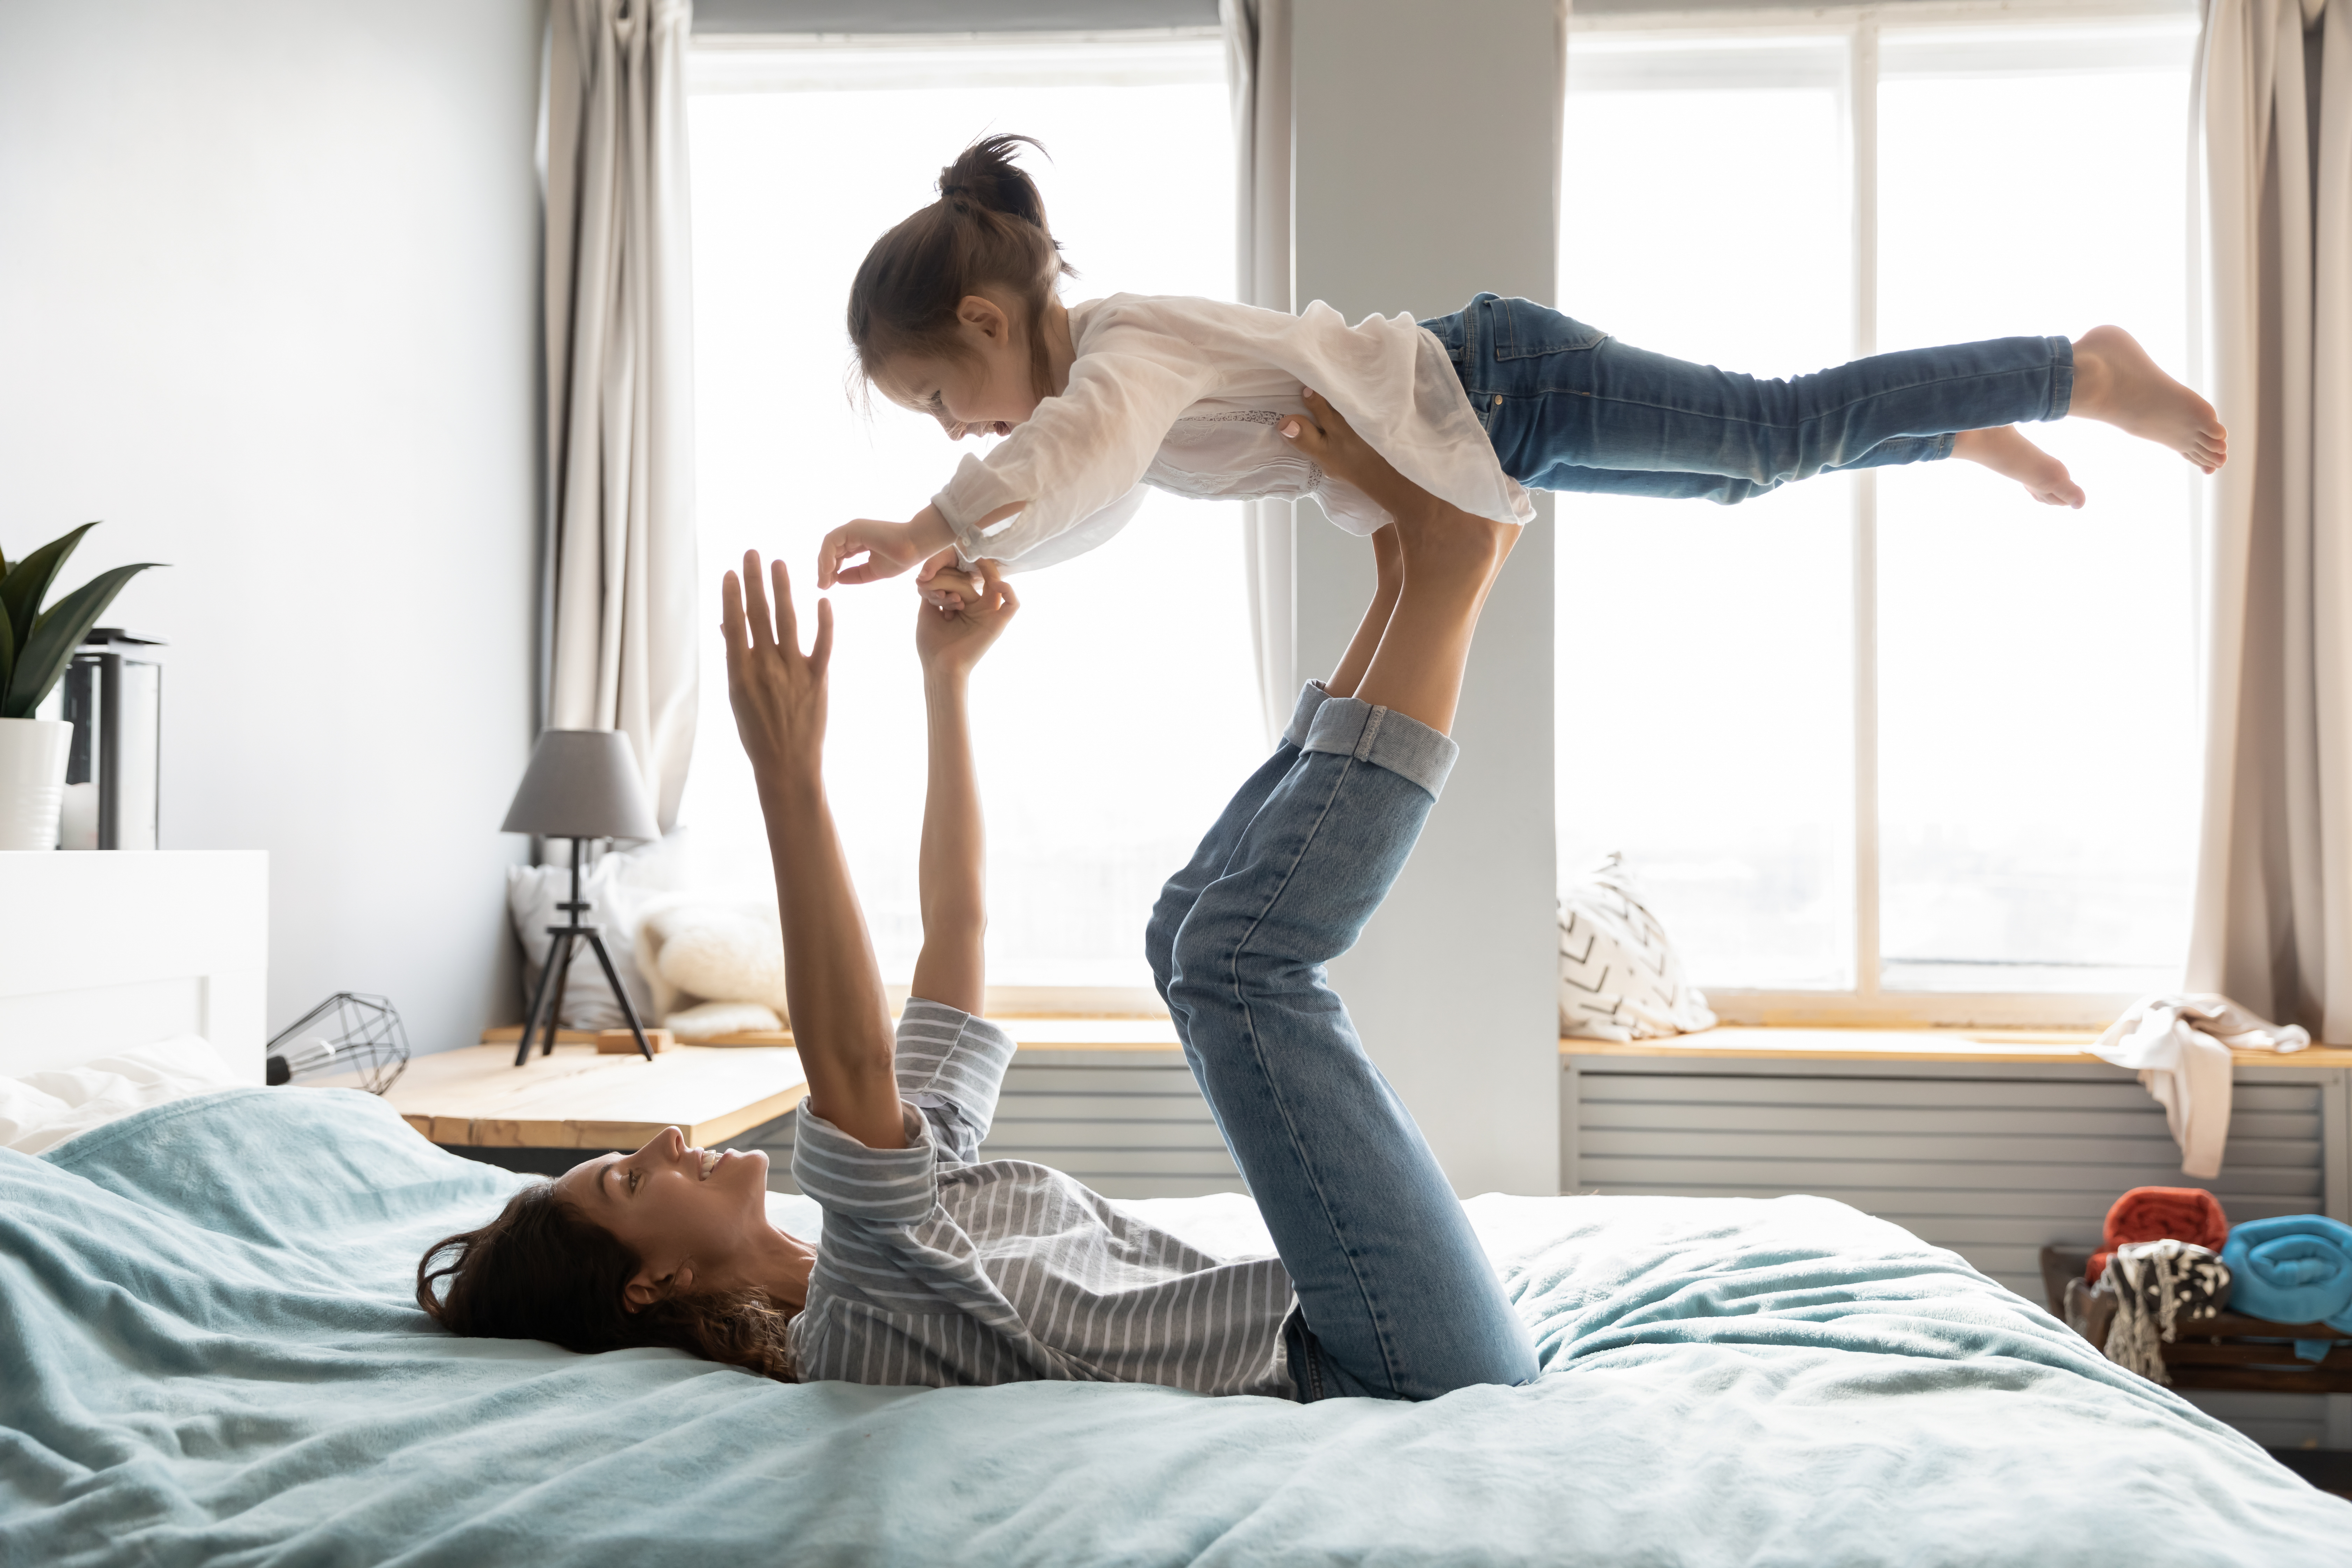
[2092,994,2311,1178]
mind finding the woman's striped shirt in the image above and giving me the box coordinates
[786,999,1296,1396]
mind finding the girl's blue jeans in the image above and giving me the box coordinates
[1419,292,2075,504]
[1147,682,1540,1402]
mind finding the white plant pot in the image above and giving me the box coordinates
[0,718,74,851]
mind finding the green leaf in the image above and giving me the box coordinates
[0,602,13,706]
[0,522,98,655]
[3,562,164,719]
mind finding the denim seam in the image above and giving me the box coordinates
[1509,362,2073,429]
[1216,752,1408,1396]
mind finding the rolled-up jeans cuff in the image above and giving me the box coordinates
[1280,681,1333,750]
[1301,698,1460,799]
[2045,334,2074,420]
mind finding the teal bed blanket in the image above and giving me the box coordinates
[4,1087,2346,1565]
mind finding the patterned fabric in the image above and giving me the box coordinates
[788,999,1296,1394]
[1558,854,1717,1041]
[2095,1238,2232,1384]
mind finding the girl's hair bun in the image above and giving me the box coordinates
[936,134,1053,233]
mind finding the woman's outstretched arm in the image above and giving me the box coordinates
[723,551,903,1150]
[909,560,1020,1015]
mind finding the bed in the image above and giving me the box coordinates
[6,1075,2351,1567]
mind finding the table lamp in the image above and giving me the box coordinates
[502,729,663,1066]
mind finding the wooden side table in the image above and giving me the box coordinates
[310,1041,808,1176]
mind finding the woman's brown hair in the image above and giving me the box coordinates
[416,1181,796,1382]
[848,133,1075,402]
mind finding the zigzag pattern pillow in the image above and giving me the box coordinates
[1559,853,1717,1041]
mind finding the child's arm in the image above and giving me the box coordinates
[721,551,904,1151]
[820,322,1217,588]
[818,500,1023,591]
[907,560,1019,1014]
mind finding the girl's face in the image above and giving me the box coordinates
[877,293,1041,440]
[553,1126,771,1308]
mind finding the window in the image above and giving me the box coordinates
[1554,5,2202,1023]
[682,29,1260,1009]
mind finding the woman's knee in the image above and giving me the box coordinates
[1143,876,1198,997]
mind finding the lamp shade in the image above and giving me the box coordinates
[500,729,662,842]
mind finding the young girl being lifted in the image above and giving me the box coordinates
[818,134,2225,601]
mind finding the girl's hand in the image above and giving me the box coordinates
[817,505,958,589]
[915,559,1018,680]
[722,550,833,789]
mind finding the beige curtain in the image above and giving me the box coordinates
[544,0,699,830]
[1222,0,1297,747]
[2189,0,2352,1039]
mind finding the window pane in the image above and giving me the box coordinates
[1874,23,2199,991]
[1558,41,1855,987]
[684,38,1262,990]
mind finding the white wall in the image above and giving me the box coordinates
[1291,0,1562,1196]
[0,0,546,1056]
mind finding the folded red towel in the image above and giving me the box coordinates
[2090,1186,2230,1284]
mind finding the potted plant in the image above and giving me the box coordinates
[0,524,161,850]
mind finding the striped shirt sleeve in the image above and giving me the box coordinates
[892,999,1016,1166]
[790,1101,939,1225]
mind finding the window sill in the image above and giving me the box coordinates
[1562,1024,2352,1069]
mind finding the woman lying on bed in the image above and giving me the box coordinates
[419,399,1540,1401]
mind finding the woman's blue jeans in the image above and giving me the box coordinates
[1419,293,2075,505]
[1146,683,1540,1402]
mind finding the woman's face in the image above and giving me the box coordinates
[877,293,1039,439]
[552,1127,771,1308]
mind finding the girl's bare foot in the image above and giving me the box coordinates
[1950,426,2086,508]
[2069,326,2227,473]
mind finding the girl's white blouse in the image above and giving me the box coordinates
[933,294,1535,571]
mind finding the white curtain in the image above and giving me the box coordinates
[1222,0,1297,746]
[2188,0,2352,1037]
[544,0,699,831]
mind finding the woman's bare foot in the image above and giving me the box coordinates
[2069,326,2227,473]
[1950,426,2086,508]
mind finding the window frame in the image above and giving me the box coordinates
[682,24,1237,1020]
[1567,0,2203,1029]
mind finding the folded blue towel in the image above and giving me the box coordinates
[2221,1214,2352,1335]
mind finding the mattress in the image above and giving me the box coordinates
[4,1086,2346,1565]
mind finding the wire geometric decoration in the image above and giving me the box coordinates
[265,992,410,1095]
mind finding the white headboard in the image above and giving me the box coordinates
[0,850,268,1082]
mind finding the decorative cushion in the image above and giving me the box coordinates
[639,900,790,1023]
[506,854,660,1031]
[1558,853,1717,1041]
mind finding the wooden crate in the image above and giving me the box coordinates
[2041,1244,2352,1392]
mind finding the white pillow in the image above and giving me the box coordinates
[1,1036,243,1155]
[1559,853,1717,1041]
[507,853,661,1031]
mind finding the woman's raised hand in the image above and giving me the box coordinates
[914,558,1019,681]
[722,549,833,787]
